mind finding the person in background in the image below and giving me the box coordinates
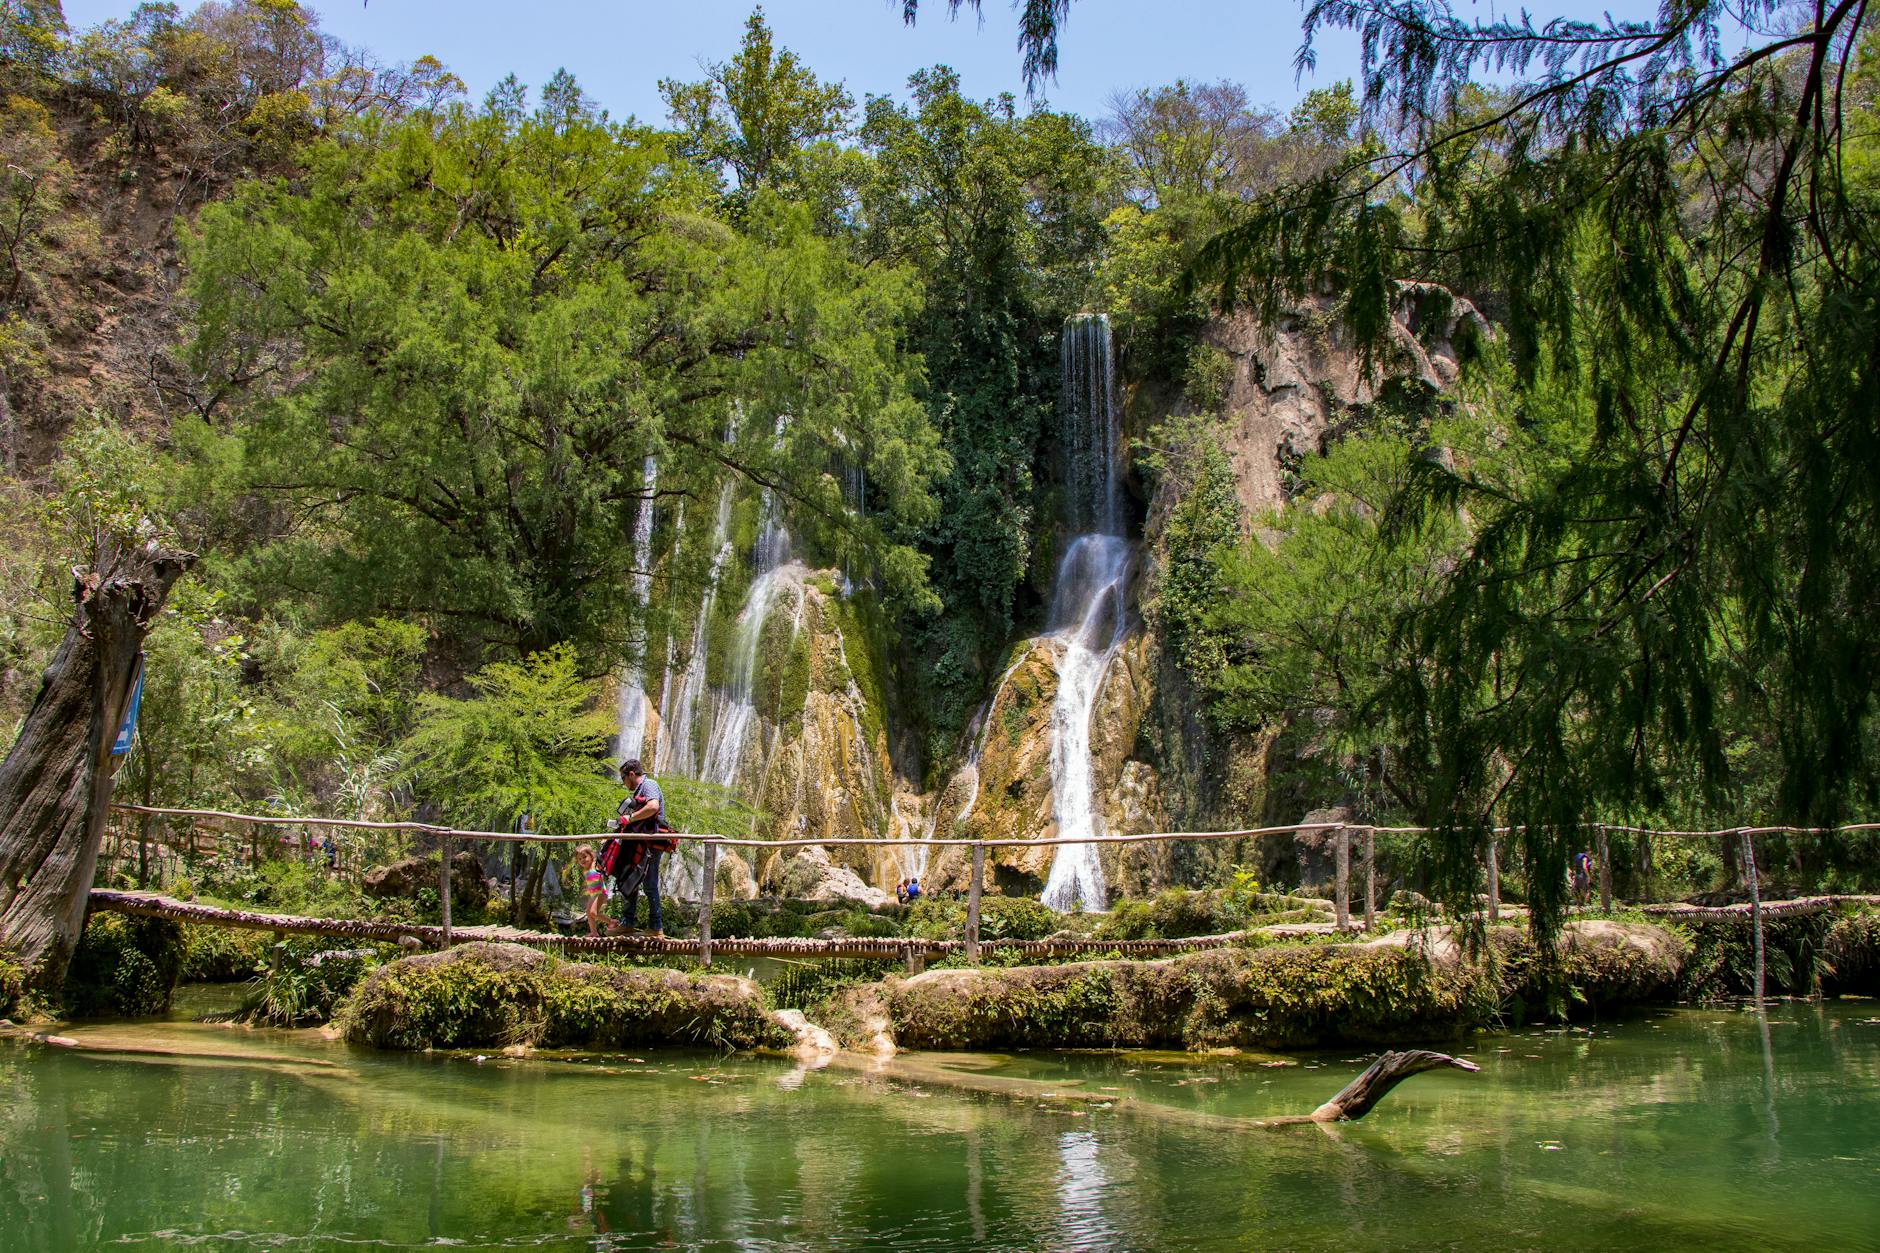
[617,759,666,936]
[906,877,921,902]
[1570,850,1595,905]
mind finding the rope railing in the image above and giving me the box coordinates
[104,801,1880,992]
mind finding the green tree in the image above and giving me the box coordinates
[860,67,1110,741]
[254,616,426,819]
[183,79,941,666]
[399,643,616,835]
[659,6,854,204]
[1181,0,1880,940]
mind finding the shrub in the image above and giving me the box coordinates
[768,958,897,1011]
[0,946,24,1018]
[64,913,187,1018]
[1823,910,1880,996]
[180,925,274,982]
[1095,888,1245,941]
[238,944,379,1026]
[905,895,1056,942]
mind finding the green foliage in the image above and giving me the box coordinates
[659,6,854,206]
[1674,914,1833,1002]
[1181,344,1234,412]
[180,854,370,917]
[905,894,1057,942]
[183,84,941,663]
[1139,414,1241,696]
[765,956,896,1010]
[1188,2,1880,946]
[64,913,186,1018]
[399,644,615,836]
[1095,887,1250,940]
[251,616,425,829]
[118,581,264,833]
[337,943,789,1051]
[860,66,1111,746]
[0,942,24,1017]
[238,943,378,1026]
[179,924,274,982]
[1823,909,1880,996]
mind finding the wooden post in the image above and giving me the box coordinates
[1596,824,1613,913]
[698,842,718,967]
[965,842,985,964]
[1363,828,1376,932]
[1334,826,1350,930]
[1743,829,1765,1005]
[438,838,453,947]
[1485,835,1500,921]
[904,943,924,976]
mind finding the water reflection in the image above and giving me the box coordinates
[1,1002,1877,1251]
[1053,1130,1117,1250]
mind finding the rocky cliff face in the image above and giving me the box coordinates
[907,294,1484,904]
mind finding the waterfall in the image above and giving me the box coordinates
[1041,314,1129,912]
[655,483,735,776]
[615,455,659,763]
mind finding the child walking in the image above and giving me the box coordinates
[575,844,608,936]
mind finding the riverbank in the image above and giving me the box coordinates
[320,911,1874,1055]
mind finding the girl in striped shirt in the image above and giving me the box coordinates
[575,844,607,936]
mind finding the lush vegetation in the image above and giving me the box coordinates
[2,0,1878,944]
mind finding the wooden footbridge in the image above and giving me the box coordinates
[85,887,1349,970]
[96,803,1880,987]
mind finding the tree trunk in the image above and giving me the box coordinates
[1309,1049,1481,1122]
[0,540,190,990]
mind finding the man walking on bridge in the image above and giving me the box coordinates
[616,759,666,936]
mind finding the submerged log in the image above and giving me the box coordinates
[0,540,190,990]
[836,1046,1480,1132]
[1308,1049,1481,1122]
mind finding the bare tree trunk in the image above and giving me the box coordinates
[1309,1049,1481,1122]
[0,540,190,990]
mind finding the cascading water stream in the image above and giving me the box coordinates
[655,484,735,777]
[615,455,659,763]
[1040,314,1129,912]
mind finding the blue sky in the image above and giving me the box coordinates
[58,0,1697,126]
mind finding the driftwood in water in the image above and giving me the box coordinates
[836,1047,1480,1132]
[0,540,190,989]
[1308,1049,1481,1122]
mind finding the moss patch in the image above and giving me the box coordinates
[839,921,1685,1053]
[64,913,187,1018]
[337,942,791,1052]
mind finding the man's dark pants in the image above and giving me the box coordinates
[620,848,663,933]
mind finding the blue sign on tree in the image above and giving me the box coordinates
[111,655,145,757]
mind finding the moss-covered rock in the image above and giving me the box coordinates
[1822,909,1880,996]
[834,921,1685,1053]
[336,942,790,1052]
[63,912,186,1018]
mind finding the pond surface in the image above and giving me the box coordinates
[2,998,1876,1250]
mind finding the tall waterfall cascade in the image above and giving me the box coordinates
[1041,315,1130,912]
[614,456,659,764]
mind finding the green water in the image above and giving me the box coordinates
[3,1000,1877,1250]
